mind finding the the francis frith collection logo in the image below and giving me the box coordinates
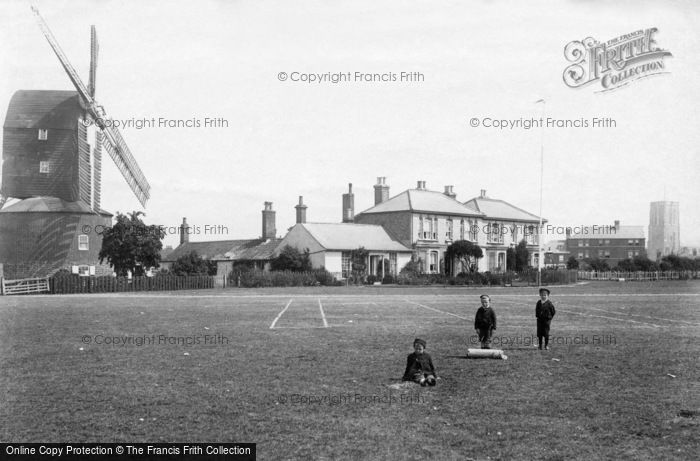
[563,28,672,92]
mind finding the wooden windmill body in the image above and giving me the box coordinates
[0,9,150,278]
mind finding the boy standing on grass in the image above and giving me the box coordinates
[402,338,437,386]
[535,288,556,350]
[474,294,497,349]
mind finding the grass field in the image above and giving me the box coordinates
[1,281,699,460]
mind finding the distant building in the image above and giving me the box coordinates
[648,201,680,260]
[278,222,413,278]
[543,240,569,269]
[566,220,645,266]
[161,203,282,276]
[679,246,700,258]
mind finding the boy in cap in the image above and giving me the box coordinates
[535,288,556,350]
[402,338,437,386]
[474,294,497,349]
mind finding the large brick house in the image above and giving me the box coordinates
[353,179,544,273]
[566,220,645,266]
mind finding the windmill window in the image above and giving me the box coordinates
[38,129,48,140]
[39,161,50,174]
[78,234,89,251]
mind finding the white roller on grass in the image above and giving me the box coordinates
[467,348,508,360]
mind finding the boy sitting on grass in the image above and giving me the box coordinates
[402,338,437,386]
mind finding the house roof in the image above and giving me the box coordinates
[0,197,111,216]
[463,196,542,222]
[4,90,82,130]
[569,226,645,240]
[357,188,484,217]
[297,223,411,252]
[164,238,283,262]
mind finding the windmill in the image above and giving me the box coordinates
[0,7,151,278]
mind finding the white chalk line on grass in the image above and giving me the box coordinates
[404,300,469,320]
[495,297,698,327]
[269,299,293,329]
[557,309,662,328]
[563,303,700,327]
[318,299,329,328]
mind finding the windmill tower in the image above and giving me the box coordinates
[0,8,151,278]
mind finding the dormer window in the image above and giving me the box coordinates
[38,129,48,140]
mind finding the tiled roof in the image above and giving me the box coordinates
[358,189,483,217]
[0,197,111,215]
[463,197,542,222]
[569,226,645,240]
[164,238,283,262]
[299,223,411,251]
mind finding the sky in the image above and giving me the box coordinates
[1,0,699,249]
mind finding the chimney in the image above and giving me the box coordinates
[444,185,456,199]
[179,217,190,245]
[342,183,354,222]
[417,180,426,190]
[262,202,276,239]
[295,196,307,224]
[480,189,487,198]
[374,176,390,205]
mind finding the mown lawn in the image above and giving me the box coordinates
[1,282,698,460]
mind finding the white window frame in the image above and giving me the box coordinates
[488,222,503,244]
[39,161,50,174]
[78,234,89,251]
[38,129,48,140]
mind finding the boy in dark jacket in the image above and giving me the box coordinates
[474,294,497,349]
[535,288,556,350]
[402,338,437,386]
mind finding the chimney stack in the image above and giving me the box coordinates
[262,202,276,239]
[342,183,354,222]
[416,180,426,190]
[179,217,190,245]
[295,196,307,224]
[444,185,456,199]
[480,189,487,198]
[374,177,390,205]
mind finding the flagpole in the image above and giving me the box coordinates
[535,99,545,288]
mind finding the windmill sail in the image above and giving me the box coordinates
[31,7,150,207]
[88,25,98,98]
[100,123,150,206]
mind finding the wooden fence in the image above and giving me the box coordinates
[577,270,698,281]
[50,275,214,294]
[1,277,51,295]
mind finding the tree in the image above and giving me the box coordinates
[350,247,369,282]
[515,240,530,271]
[506,247,516,271]
[270,245,312,272]
[614,256,658,272]
[566,256,579,270]
[400,255,423,276]
[586,258,610,272]
[170,251,215,275]
[99,211,164,276]
[615,258,635,271]
[445,240,484,274]
[660,254,695,271]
